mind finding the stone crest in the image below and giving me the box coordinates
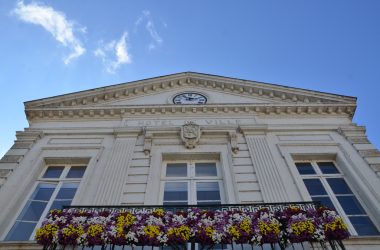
[181,121,201,149]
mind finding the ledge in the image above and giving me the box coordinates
[0,241,41,250]
[343,236,380,245]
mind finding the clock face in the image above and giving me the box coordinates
[173,93,207,105]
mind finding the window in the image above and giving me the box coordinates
[4,165,86,241]
[162,161,223,205]
[295,161,379,236]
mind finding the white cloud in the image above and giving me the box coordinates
[12,1,85,64]
[146,20,163,45]
[94,32,132,74]
[135,10,163,50]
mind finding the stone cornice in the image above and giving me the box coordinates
[25,103,356,122]
[24,73,356,111]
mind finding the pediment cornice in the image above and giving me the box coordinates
[24,72,356,111]
[25,102,356,122]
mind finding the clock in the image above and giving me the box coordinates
[173,92,207,104]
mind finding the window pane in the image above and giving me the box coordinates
[164,182,187,201]
[50,200,72,210]
[5,221,36,241]
[295,163,316,175]
[317,162,340,174]
[196,182,221,201]
[66,166,86,178]
[32,183,56,201]
[327,178,353,194]
[312,197,335,210]
[195,163,217,176]
[17,201,47,221]
[166,163,187,177]
[337,196,366,215]
[42,166,64,178]
[56,183,79,199]
[350,216,380,235]
[303,179,327,195]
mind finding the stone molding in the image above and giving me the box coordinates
[0,130,43,163]
[25,103,356,122]
[0,129,44,188]
[25,73,356,110]
[113,128,141,138]
[338,125,380,175]
[0,169,12,188]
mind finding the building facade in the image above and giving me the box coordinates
[0,72,379,249]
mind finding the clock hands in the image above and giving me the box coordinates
[173,93,207,104]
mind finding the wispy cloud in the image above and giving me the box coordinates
[12,1,85,64]
[135,10,163,50]
[94,32,132,74]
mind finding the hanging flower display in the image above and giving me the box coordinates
[35,206,349,250]
[282,206,325,243]
[319,207,350,241]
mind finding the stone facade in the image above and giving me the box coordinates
[0,72,379,249]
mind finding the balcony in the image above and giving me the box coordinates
[34,202,348,250]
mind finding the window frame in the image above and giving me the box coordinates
[295,160,379,236]
[3,163,86,241]
[160,160,225,205]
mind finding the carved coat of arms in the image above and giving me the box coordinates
[181,121,201,149]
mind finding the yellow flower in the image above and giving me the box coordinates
[324,218,348,231]
[87,224,104,237]
[167,225,191,241]
[153,208,165,217]
[116,213,136,236]
[240,219,251,234]
[205,226,214,238]
[144,225,161,238]
[229,226,241,240]
[35,224,59,240]
[290,220,315,236]
[258,221,280,235]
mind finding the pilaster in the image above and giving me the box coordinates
[93,128,139,205]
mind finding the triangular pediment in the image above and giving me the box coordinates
[25,72,356,109]
[92,87,286,107]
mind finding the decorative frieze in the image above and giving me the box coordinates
[25,103,356,121]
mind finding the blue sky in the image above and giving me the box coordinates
[0,0,380,157]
